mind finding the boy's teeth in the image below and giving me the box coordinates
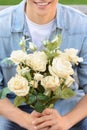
[37,2,48,5]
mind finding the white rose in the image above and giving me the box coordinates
[10,50,27,64]
[49,57,74,78]
[41,76,60,91]
[64,48,83,64]
[8,75,29,96]
[34,73,43,81]
[26,51,48,72]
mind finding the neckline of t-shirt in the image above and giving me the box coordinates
[25,14,55,30]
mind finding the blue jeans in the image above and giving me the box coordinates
[0,90,87,130]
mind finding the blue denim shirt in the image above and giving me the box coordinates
[0,0,87,92]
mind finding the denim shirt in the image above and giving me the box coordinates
[0,0,87,92]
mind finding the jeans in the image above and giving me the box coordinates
[70,118,87,130]
[0,90,87,130]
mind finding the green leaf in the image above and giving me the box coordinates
[28,94,36,105]
[37,94,49,101]
[62,88,75,99]
[44,49,58,60]
[30,89,37,95]
[37,83,45,93]
[33,89,37,95]
[43,35,62,51]
[0,87,11,99]
[1,58,14,65]
[22,71,32,81]
[53,87,62,97]
[35,101,46,113]
[14,96,26,107]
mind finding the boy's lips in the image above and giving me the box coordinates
[33,1,51,7]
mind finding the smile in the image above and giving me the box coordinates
[34,2,51,6]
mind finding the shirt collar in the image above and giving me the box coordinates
[11,1,68,33]
[11,0,26,33]
[56,4,68,30]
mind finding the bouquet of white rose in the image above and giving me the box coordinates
[0,35,83,112]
